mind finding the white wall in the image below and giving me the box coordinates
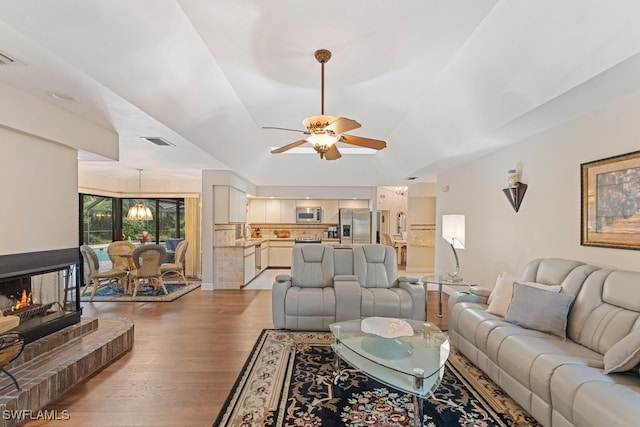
[436,91,640,287]
[0,127,78,255]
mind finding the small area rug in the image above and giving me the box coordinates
[214,329,541,427]
[80,281,200,302]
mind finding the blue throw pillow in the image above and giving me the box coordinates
[504,282,574,339]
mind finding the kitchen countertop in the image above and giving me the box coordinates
[216,237,350,248]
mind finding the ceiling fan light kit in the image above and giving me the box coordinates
[266,49,386,160]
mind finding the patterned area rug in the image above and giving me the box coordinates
[79,282,200,302]
[214,329,541,427]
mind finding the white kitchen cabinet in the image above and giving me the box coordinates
[321,200,339,223]
[213,185,246,224]
[265,199,281,222]
[269,240,294,267]
[247,199,266,223]
[229,187,247,223]
[244,246,256,284]
[338,199,369,209]
[296,199,321,207]
[280,200,296,223]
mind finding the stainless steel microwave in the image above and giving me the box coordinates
[296,207,322,223]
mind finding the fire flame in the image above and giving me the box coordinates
[11,290,32,311]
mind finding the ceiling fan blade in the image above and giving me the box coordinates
[270,139,308,154]
[325,144,342,160]
[339,135,387,150]
[263,126,310,134]
[325,117,361,135]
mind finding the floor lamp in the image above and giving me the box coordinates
[442,214,465,282]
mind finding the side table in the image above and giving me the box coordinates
[422,275,474,318]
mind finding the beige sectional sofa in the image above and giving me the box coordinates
[448,258,640,427]
[272,244,425,330]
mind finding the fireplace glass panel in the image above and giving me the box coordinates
[0,249,81,343]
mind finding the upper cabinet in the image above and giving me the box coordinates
[321,200,339,223]
[265,199,281,222]
[338,199,369,209]
[229,187,247,223]
[214,185,246,224]
[280,200,297,223]
[247,198,266,223]
[247,198,369,224]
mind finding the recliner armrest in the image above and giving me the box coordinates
[398,276,419,284]
[334,274,358,282]
[272,280,291,329]
[275,274,292,283]
[469,285,491,298]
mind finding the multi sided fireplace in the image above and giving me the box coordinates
[0,248,81,343]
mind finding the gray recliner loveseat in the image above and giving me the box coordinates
[272,244,425,330]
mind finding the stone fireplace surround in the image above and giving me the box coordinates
[0,317,133,427]
[0,248,135,426]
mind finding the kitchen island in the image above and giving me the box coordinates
[213,237,347,289]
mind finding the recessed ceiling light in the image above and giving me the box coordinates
[47,91,79,102]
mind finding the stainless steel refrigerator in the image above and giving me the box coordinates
[339,208,372,244]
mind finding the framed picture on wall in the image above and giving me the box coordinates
[581,150,640,250]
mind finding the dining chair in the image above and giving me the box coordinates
[381,232,394,247]
[160,240,189,284]
[129,244,167,298]
[80,245,128,301]
[107,240,135,271]
[107,240,136,293]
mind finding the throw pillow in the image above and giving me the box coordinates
[603,328,640,374]
[486,273,518,317]
[504,282,574,339]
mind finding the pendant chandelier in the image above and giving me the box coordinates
[126,169,153,221]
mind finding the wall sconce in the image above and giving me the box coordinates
[503,169,527,212]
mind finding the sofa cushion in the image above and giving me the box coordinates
[486,272,517,315]
[360,288,413,319]
[486,277,560,317]
[551,364,640,427]
[353,245,398,289]
[504,283,574,339]
[291,245,334,288]
[603,328,640,374]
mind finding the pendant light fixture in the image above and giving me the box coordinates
[126,169,153,221]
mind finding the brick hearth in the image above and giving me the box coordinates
[0,317,134,427]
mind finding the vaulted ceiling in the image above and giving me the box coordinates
[1,1,640,188]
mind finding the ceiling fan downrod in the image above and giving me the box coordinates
[314,49,331,115]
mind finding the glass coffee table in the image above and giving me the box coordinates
[329,318,449,427]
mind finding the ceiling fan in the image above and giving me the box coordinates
[264,49,387,160]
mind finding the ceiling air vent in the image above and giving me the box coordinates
[141,137,174,147]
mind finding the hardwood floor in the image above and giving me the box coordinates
[26,278,448,427]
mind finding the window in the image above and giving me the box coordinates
[80,194,184,245]
[122,198,156,242]
[81,195,113,244]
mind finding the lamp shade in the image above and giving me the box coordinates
[442,214,465,249]
[127,202,153,221]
